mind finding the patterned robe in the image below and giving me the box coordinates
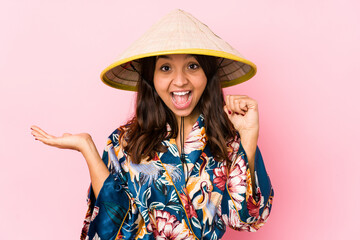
[81,115,274,240]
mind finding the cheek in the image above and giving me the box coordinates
[153,77,168,100]
[153,75,162,92]
[196,77,207,95]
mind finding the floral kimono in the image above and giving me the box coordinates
[81,115,274,240]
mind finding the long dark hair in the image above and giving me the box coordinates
[120,54,237,166]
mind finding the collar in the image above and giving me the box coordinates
[165,114,206,149]
[160,113,207,177]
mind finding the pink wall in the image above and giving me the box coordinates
[1,0,359,239]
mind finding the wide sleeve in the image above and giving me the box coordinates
[220,139,274,232]
[80,129,131,240]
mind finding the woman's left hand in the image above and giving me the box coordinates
[224,95,259,139]
[225,95,259,195]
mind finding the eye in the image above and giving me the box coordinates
[188,63,200,70]
[160,65,171,72]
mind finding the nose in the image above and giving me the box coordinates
[172,70,188,87]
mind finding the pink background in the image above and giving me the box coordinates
[1,0,359,239]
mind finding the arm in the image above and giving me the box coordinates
[31,126,132,239]
[224,95,259,198]
[239,132,258,197]
[82,130,132,240]
[221,142,274,232]
[222,95,274,231]
[30,126,109,198]
[81,136,110,198]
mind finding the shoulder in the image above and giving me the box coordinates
[226,131,242,157]
[107,128,121,146]
[226,131,241,146]
[105,124,130,152]
[101,125,131,170]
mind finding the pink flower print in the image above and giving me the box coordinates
[221,209,252,232]
[247,189,262,218]
[213,165,227,191]
[180,189,198,219]
[147,209,193,240]
[91,206,99,221]
[227,156,247,208]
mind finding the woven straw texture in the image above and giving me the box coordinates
[101,9,256,91]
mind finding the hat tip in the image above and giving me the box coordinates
[172,8,185,13]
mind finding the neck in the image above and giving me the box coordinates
[175,110,200,132]
[174,109,200,156]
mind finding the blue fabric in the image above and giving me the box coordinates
[81,115,274,240]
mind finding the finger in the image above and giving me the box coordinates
[34,136,56,146]
[31,130,42,138]
[31,126,55,139]
[225,95,229,108]
[229,95,255,105]
[230,96,245,115]
[228,95,249,100]
[225,95,232,114]
[35,134,73,150]
[223,105,229,116]
[228,95,236,113]
[33,126,53,138]
[243,98,258,110]
[233,99,246,115]
[30,126,49,138]
[31,127,48,138]
[31,128,51,139]
[224,105,237,121]
[238,100,248,112]
[233,97,257,110]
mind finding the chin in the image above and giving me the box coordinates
[170,107,198,119]
[172,110,193,118]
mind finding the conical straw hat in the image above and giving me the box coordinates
[101,9,257,91]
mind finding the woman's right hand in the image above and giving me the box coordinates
[30,125,92,153]
[31,125,110,198]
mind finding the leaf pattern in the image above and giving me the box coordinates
[103,201,128,227]
[81,115,274,240]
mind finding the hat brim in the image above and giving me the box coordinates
[101,48,256,92]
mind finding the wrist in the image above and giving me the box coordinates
[80,136,103,168]
[239,129,259,142]
[239,130,258,158]
[79,134,94,153]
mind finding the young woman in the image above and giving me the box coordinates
[31,9,273,240]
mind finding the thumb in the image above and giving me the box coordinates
[223,105,232,118]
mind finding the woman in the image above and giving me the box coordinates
[31,9,273,240]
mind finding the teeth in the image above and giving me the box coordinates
[172,91,190,96]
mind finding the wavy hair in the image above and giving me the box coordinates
[120,55,237,166]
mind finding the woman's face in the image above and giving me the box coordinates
[153,54,207,119]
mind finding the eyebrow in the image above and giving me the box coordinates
[157,54,196,60]
[157,55,172,60]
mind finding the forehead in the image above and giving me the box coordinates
[156,54,196,61]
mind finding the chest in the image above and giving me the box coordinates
[120,144,226,226]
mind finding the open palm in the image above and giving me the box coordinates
[30,125,91,152]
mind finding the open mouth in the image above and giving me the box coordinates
[171,91,192,109]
